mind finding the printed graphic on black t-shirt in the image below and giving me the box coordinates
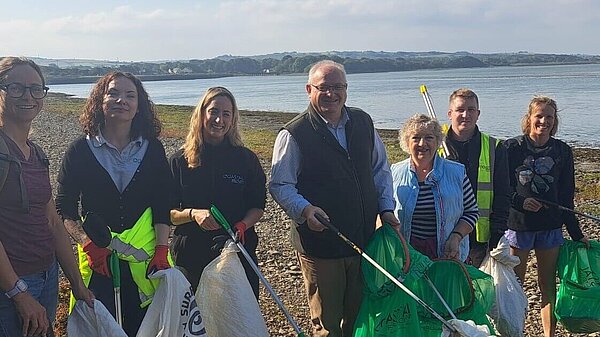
[516,155,555,194]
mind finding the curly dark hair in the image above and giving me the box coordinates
[79,71,161,138]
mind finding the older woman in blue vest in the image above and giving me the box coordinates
[391,114,479,261]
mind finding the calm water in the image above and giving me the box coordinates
[51,64,600,147]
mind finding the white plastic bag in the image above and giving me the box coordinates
[67,299,128,337]
[196,240,269,337]
[441,319,494,337]
[480,236,527,337]
[137,268,207,337]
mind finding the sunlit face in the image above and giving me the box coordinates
[202,95,233,145]
[408,127,438,164]
[306,66,347,118]
[528,103,555,139]
[448,96,480,134]
[0,64,44,124]
[102,76,138,125]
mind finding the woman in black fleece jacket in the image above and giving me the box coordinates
[504,95,589,337]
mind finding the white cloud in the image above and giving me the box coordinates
[1,0,599,60]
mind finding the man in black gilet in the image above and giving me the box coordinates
[269,60,399,337]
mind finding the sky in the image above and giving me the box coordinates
[2,0,599,62]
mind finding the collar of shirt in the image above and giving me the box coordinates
[88,130,144,151]
[316,107,350,131]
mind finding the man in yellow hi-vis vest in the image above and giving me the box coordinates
[445,88,510,267]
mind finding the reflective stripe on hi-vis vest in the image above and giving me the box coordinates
[475,133,498,243]
[70,207,173,311]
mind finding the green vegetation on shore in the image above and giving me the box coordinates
[44,93,599,214]
[30,51,600,85]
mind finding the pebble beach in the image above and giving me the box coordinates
[30,106,600,337]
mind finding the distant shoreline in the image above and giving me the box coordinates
[45,62,600,85]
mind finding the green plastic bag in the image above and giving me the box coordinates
[353,224,433,337]
[556,239,600,333]
[412,259,496,337]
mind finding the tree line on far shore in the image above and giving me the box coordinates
[14,51,599,84]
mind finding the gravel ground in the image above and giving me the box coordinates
[30,109,600,337]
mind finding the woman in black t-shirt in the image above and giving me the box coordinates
[169,87,266,298]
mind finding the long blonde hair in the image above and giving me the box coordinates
[183,87,243,168]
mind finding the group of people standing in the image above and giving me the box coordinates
[0,57,264,337]
[0,56,589,337]
[269,60,589,337]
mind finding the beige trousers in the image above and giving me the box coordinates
[297,253,363,337]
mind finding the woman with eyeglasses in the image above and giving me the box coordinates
[169,87,266,298]
[0,57,94,337]
[55,71,172,336]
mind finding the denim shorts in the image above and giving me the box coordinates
[505,228,564,250]
[0,260,58,337]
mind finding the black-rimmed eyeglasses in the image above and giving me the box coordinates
[0,83,49,99]
[310,83,347,93]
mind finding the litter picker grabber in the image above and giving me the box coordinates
[82,213,123,326]
[424,275,458,320]
[420,84,450,158]
[314,213,460,334]
[535,197,600,223]
[209,205,307,337]
[110,253,123,326]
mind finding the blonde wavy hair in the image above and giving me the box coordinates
[399,113,443,153]
[183,87,243,168]
[521,95,559,136]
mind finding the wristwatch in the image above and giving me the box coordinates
[5,279,28,299]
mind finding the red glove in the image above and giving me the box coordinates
[82,241,112,277]
[234,221,248,244]
[147,245,170,276]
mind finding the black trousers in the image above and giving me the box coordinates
[88,259,147,337]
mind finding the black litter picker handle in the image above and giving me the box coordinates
[313,213,458,333]
[314,213,364,255]
[535,198,600,223]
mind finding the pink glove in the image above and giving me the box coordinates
[234,221,248,244]
[147,245,170,276]
[82,241,112,277]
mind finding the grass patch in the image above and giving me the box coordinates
[378,129,409,164]
[241,129,278,159]
[576,171,600,200]
[578,204,600,217]
[44,93,85,116]
[156,105,194,139]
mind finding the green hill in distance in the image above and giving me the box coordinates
[7,50,599,85]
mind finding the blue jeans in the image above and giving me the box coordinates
[0,261,58,337]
